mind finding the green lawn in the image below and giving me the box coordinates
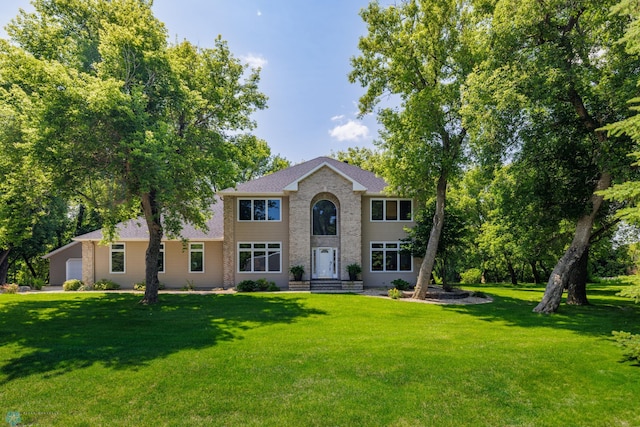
[1,283,639,426]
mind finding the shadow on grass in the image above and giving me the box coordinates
[0,293,326,383]
[443,284,640,337]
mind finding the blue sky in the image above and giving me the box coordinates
[0,1,387,164]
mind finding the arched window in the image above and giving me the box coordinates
[312,200,337,235]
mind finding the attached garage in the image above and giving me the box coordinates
[43,241,82,286]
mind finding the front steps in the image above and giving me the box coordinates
[288,280,364,293]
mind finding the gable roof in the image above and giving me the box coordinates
[218,156,387,196]
[73,199,224,242]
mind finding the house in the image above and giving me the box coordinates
[46,157,419,290]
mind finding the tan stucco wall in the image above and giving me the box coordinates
[47,242,82,285]
[360,196,419,288]
[91,240,224,289]
[222,196,290,287]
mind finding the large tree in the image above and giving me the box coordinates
[350,0,476,299]
[463,0,638,313]
[2,0,267,303]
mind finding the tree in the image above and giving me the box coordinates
[232,134,290,183]
[350,0,475,299]
[462,0,638,313]
[2,0,267,303]
[330,146,385,175]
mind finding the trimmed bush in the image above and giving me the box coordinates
[63,279,83,291]
[391,278,411,291]
[236,280,256,292]
[94,279,121,290]
[460,268,482,285]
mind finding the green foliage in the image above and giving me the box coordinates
[618,284,640,304]
[235,280,256,292]
[390,278,410,291]
[289,265,304,280]
[346,263,362,279]
[388,288,403,299]
[1,0,267,303]
[460,268,483,285]
[93,279,121,291]
[236,279,277,292]
[612,331,640,363]
[182,280,196,291]
[330,147,385,175]
[62,279,83,291]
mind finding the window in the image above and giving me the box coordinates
[189,243,204,273]
[371,199,412,221]
[110,243,125,274]
[158,243,165,274]
[238,199,281,221]
[370,242,412,272]
[238,242,282,273]
[313,200,337,235]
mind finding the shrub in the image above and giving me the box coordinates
[182,280,196,291]
[255,278,272,291]
[612,331,640,363]
[133,281,146,291]
[388,288,403,299]
[94,279,121,290]
[1,284,19,294]
[460,268,483,285]
[63,279,83,291]
[236,280,256,292]
[78,284,94,291]
[391,278,411,291]
[267,283,280,292]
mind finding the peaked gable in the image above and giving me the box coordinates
[218,156,387,196]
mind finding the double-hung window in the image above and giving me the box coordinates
[371,199,412,221]
[370,242,412,272]
[238,242,282,273]
[110,243,125,274]
[189,243,204,273]
[238,199,281,221]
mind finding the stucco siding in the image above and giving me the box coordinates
[360,196,419,288]
[47,242,82,285]
[92,241,223,288]
[223,195,291,288]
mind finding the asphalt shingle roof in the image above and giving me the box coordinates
[219,156,388,195]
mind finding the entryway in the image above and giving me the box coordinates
[312,247,337,279]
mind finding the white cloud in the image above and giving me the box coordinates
[241,53,268,69]
[330,114,345,122]
[329,120,370,142]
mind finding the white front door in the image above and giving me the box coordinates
[313,247,337,279]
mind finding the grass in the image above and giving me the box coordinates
[0,283,639,426]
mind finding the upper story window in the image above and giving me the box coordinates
[371,199,412,222]
[238,198,281,221]
[313,200,337,235]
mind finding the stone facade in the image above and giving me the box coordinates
[289,166,363,281]
[81,241,94,285]
[222,195,235,287]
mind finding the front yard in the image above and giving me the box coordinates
[1,283,639,426]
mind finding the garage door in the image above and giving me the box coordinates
[66,258,82,281]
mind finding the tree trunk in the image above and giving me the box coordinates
[413,170,447,299]
[533,172,611,313]
[0,248,9,284]
[506,256,517,285]
[23,254,37,279]
[140,190,163,305]
[530,260,541,284]
[566,245,589,305]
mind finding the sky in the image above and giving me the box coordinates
[0,0,389,164]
